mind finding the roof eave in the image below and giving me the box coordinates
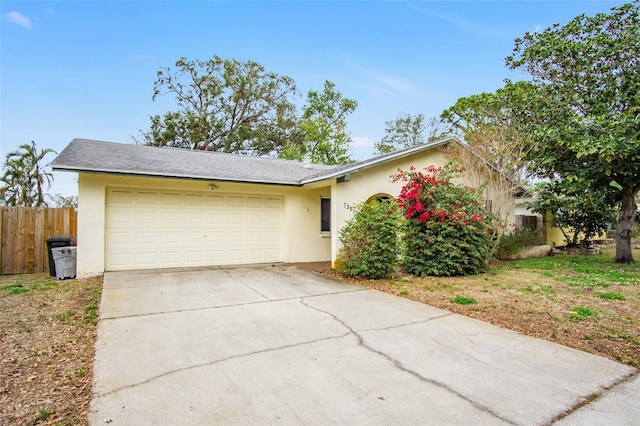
[52,165,304,187]
[300,136,457,185]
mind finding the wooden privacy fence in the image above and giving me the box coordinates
[0,207,77,275]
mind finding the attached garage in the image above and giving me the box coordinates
[105,188,283,271]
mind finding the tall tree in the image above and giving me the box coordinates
[506,1,640,264]
[137,55,299,156]
[375,113,425,155]
[0,141,56,207]
[374,114,445,155]
[440,81,537,222]
[280,80,357,165]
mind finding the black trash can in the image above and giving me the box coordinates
[46,236,74,277]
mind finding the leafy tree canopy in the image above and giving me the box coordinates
[279,80,357,165]
[0,141,56,207]
[441,81,539,184]
[137,55,300,156]
[374,114,446,155]
[506,1,640,263]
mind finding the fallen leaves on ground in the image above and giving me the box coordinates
[0,273,102,425]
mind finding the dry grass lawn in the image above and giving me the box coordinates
[0,274,102,425]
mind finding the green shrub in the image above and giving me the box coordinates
[394,164,501,277]
[452,295,477,305]
[335,200,402,279]
[495,227,545,259]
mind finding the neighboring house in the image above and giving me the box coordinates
[52,137,514,278]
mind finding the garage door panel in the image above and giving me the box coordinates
[161,233,181,244]
[160,193,181,205]
[207,212,225,224]
[106,190,282,271]
[226,249,245,261]
[265,198,281,208]
[226,213,244,225]
[136,192,158,204]
[247,249,264,261]
[135,233,157,244]
[109,210,133,225]
[136,211,156,224]
[227,196,244,207]
[109,190,133,204]
[247,197,262,208]
[206,195,225,207]
[265,248,281,260]
[247,231,263,242]
[208,232,225,243]
[161,211,181,224]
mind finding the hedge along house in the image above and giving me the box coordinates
[52,137,513,279]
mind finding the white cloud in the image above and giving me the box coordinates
[2,11,32,29]
[351,136,375,147]
[408,4,505,39]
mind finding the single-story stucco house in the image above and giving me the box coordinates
[52,137,513,279]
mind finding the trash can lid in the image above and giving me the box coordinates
[46,236,74,243]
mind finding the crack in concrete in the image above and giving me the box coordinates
[100,288,368,321]
[546,370,640,426]
[221,268,271,300]
[299,298,518,425]
[95,331,354,398]
[358,313,453,332]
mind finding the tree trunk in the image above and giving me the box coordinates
[614,185,637,264]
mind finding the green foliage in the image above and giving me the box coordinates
[440,82,538,223]
[374,113,423,155]
[510,251,639,287]
[528,183,617,246]
[2,282,29,295]
[53,310,77,325]
[47,193,78,208]
[440,81,535,186]
[138,54,300,156]
[495,227,545,259]
[83,286,101,325]
[375,115,447,155]
[451,295,477,305]
[36,408,53,421]
[335,200,402,279]
[395,163,500,277]
[506,1,640,264]
[1,141,56,207]
[567,306,597,322]
[280,80,357,165]
[597,292,625,301]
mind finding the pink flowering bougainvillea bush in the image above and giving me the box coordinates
[393,163,501,276]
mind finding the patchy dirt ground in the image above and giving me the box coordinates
[300,248,640,368]
[0,273,102,426]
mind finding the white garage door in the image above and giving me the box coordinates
[105,189,283,271]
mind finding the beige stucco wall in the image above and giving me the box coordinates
[77,173,331,278]
[331,150,436,265]
[329,149,516,265]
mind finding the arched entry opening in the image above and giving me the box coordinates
[365,193,394,204]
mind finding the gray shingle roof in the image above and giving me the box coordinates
[52,139,336,186]
[52,137,457,186]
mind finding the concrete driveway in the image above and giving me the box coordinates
[90,265,637,425]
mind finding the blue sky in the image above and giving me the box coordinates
[1,0,621,196]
